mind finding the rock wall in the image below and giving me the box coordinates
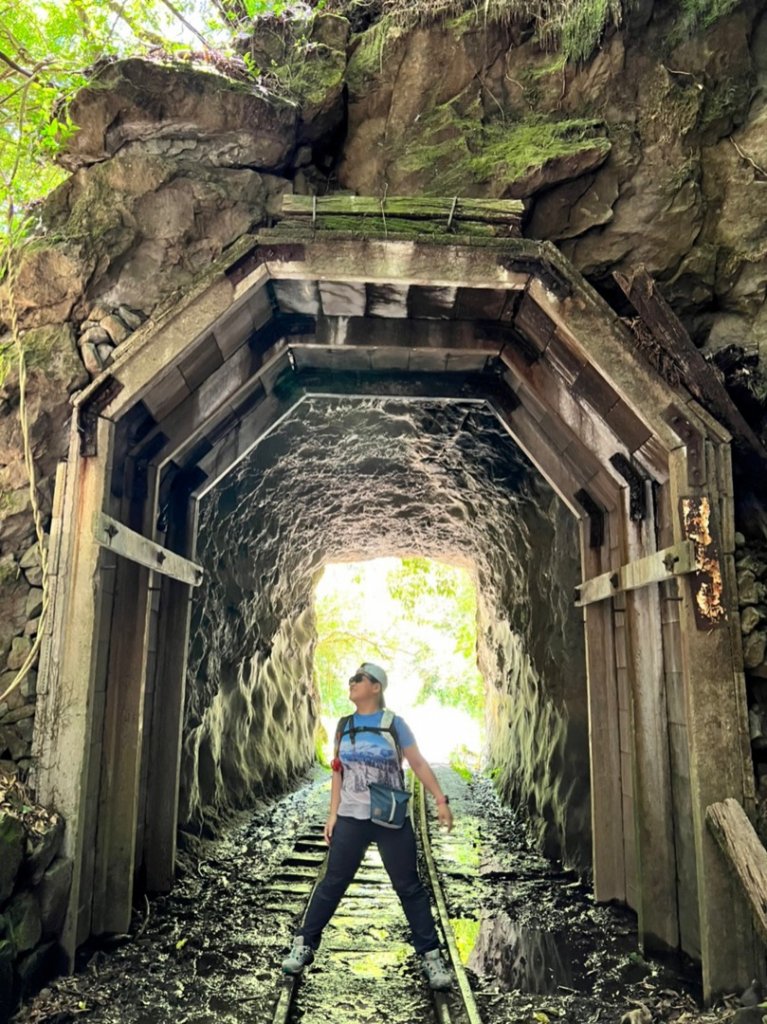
[0,775,72,1018]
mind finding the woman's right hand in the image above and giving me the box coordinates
[324,812,338,844]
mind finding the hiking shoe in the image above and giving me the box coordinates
[282,936,315,975]
[421,949,452,990]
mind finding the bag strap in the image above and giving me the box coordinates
[335,710,403,763]
[334,715,351,759]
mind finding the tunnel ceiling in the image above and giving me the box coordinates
[83,230,722,549]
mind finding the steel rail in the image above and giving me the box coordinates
[416,780,484,1024]
[271,835,329,1024]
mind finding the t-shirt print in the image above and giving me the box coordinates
[337,711,415,820]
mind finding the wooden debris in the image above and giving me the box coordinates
[705,797,767,946]
[280,194,524,238]
[614,267,767,460]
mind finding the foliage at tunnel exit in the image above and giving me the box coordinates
[312,557,484,721]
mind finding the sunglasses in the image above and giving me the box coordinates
[349,673,372,684]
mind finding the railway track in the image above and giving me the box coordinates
[269,779,482,1024]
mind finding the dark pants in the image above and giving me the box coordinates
[298,816,440,955]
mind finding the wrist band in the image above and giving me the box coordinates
[436,795,450,806]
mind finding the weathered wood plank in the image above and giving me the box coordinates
[95,513,203,587]
[615,267,766,459]
[582,538,627,904]
[706,798,767,947]
[575,539,696,606]
[281,194,524,224]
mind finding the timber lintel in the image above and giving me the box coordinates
[575,539,696,607]
[95,513,203,587]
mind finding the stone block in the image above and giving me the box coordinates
[743,629,767,669]
[0,726,26,761]
[7,891,41,953]
[6,637,32,672]
[25,589,43,620]
[741,605,763,635]
[19,671,37,699]
[14,718,33,745]
[96,342,115,366]
[0,813,24,903]
[22,619,39,639]
[1,706,34,726]
[25,816,64,886]
[117,305,143,329]
[79,325,110,347]
[38,857,73,937]
[18,542,43,588]
[0,679,24,714]
[100,314,130,345]
[80,341,103,376]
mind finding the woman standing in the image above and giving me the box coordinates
[281,662,454,990]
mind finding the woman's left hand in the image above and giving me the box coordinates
[437,803,453,832]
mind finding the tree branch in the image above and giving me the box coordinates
[0,49,33,78]
[156,0,212,50]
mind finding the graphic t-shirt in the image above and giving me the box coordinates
[337,711,415,820]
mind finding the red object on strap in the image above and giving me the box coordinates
[331,757,342,772]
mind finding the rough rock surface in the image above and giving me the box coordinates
[188,400,588,866]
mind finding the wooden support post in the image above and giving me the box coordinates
[91,550,152,934]
[668,445,762,999]
[143,499,198,892]
[33,419,115,964]
[624,495,680,950]
[581,526,626,903]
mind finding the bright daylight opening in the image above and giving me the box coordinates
[312,557,484,767]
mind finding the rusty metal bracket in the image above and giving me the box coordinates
[225,243,306,287]
[79,376,124,457]
[663,404,706,487]
[681,496,726,629]
[575,539,696,607]
[609,453,648,521]
[574,488,605,549]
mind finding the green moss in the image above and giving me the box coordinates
[675,0,740,33]
[399,111,610,194]
[276,43,346,106]
[345,16,406,94]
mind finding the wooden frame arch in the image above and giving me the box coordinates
[33,230,760,999]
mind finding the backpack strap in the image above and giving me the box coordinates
[335,710,403,764]
[334,715,352,759]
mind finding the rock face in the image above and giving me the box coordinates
[185,401,589,866]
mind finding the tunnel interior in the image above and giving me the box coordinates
[180,397,589,869]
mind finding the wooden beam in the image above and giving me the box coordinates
[706,798,767,948]
[95,513,203,587]
[582,536,627,904]
[281,193,524,229]
[575,540,696,607]
[614,267,767,460]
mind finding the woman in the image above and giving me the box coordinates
[281,661,454,990]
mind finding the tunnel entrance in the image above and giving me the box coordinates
[31,220,759,998]
[312,557,486,765]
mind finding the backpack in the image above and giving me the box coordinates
[334,709,405,785]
